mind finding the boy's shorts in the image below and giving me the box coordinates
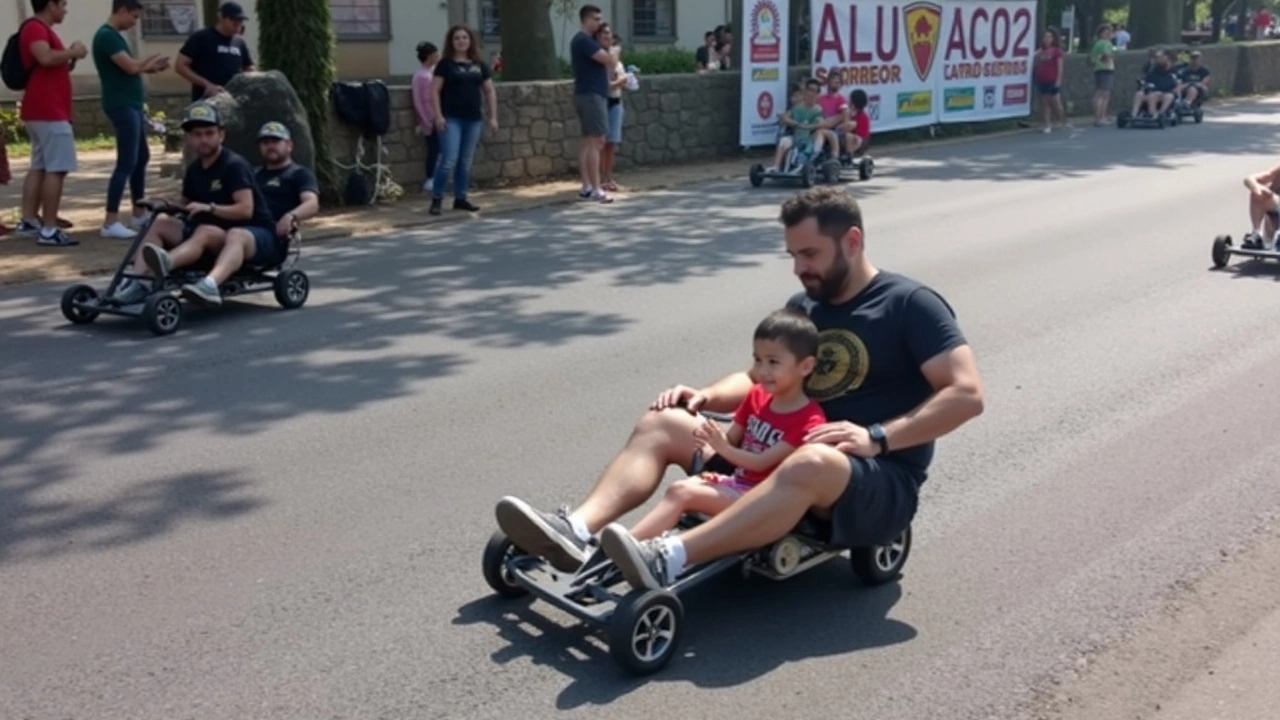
[697,471,756,498]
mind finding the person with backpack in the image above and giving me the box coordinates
[2,0,87,247]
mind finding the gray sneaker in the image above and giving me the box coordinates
[599,523,673,590]
[181,276,222,306]
[16,219,40,236]
[112,279,147,305]
[494,497,589,572]
[142,243,172,279]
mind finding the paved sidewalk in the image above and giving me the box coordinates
[0,122,1034,288]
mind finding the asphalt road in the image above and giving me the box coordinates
[4,97,1280,720]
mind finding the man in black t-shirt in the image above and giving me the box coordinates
[1178,51,1211,107]
[112,101,277,306]
[1130,50,1178,118]
[495,187,987,591]
[175,1,255,101]
[251,121,320,236]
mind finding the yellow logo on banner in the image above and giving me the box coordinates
[752,68,780,82]
[897,91,932,117]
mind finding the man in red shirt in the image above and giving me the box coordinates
[16,0,86,247]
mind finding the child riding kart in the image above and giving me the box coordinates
[749,78,842,187]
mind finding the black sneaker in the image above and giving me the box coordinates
[494,497,589,572]
[600,523,673,590]
[1244,232,1264,249]
[429,197,442,216]
[453,198,480,212]
[36,229,78,246]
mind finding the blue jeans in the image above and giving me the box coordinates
[105,106,150,214]
[431,117,483,200]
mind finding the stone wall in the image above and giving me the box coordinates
[64,92,191,141]
[10,42,1280,193]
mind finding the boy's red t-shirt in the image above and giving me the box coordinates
[730,384,827,485]
[852,109,871,140]
[18,19,73,122]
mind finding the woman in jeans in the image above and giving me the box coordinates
[429,24,499,215]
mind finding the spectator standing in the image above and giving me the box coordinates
[1256,5,1273,38]
[1089,24,1116,126]
[175,1,254,101]
[92,0,169,239]
[597,23,627,192]
[1113,24,1130,50]
[15,0,86,247]
[411,41,441,192]
[570,4,615,203]
[1033,28,1066,134]
[695,31,719,72]
[428,25,498,215]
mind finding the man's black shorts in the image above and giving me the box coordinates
[698,450,921,549]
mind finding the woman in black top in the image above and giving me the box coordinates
[429,24,499,215]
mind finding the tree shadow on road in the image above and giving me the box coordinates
[0,181,886,564]
[452,561,915,707]
[880,102,1280,184]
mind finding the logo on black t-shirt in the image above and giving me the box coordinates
[805,328,869,401]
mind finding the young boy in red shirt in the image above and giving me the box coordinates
[845,88,873,160]
[619,308,827,541]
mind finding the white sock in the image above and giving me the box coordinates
[660,536,687,578]
[40,227,56,238]
[566,512,592,543]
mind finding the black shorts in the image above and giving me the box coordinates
[699,451,922,549]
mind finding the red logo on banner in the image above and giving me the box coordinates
[903,1,943,82]
[1003,83,1028,105]
[757,91,775,120]
[749,0,783,63]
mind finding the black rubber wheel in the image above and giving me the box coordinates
[850,525,912,586]
[822,160,841,184]
[1194,108,1204,123]
[1211,234,1232,269]
[273,269,310,309]
[1157,114,1167,129]
[60,284,101,325]
[800,162,815,188]
[608,588,684,675]
[859,157,875,181]
[481,530,530,599]
[748,163,765,187]
[1117,112,1130,129]
[143,293,183,336]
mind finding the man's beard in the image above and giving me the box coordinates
[799,251,849,301]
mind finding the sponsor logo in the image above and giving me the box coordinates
[903,1,943,82]
[983,85,996,109]
[749,0,783,63]
[867,94,881,121]
[751,67,780,82]
[897,90,932,117]
[1003,83,1029,105]
[757,90,775,120]
[944,87,975,112]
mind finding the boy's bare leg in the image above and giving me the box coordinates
[629,478,738,540]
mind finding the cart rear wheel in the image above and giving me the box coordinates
[274,270,310,309]
[850,525,912,586]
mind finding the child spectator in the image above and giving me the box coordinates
[411,41,440,191]
[619,308,827,541]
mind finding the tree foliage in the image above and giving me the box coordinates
[257,0,340,203]
[497,0,560,80]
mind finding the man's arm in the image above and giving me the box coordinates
[173,52,213,90]
[28,33,82,68]
[881,344,984,452]
[696,371,755,413]
[1244,163,1280,192]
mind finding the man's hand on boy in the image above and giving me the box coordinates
[650,384,709,412]
[805,421,876,458]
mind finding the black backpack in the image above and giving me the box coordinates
[1,19,36,91]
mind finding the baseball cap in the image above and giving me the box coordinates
[181,101,221,130]
[219,2,248,20]
[258,121,292,141]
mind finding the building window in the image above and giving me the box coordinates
[480,0,500,38]
[330,0,390,39]
[632,0,675,39]
[141,0,200,37]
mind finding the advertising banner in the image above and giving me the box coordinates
[739,0,792,147]
[807,0,1035,131]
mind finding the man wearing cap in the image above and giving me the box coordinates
[112,101,277,306]
[1177,51,1211,108]
[251,121,320,238]
[174,1,255,102]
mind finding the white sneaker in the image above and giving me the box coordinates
[129,214,151,230]
[100,222,137,239]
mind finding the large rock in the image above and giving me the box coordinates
[182,70,316,172]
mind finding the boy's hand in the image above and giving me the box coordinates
[692,418,730,452]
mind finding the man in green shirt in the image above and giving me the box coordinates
[1089,24,1116,126]
[91,0,168,239]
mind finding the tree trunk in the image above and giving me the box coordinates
[258,0,340,203]
[1127,0,1183,47]
[497,0,560,81]
[1184,0,1196,29]
[202,0,218,28]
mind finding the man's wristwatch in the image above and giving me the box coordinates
[867,423,889,456]
[206,203,216,214]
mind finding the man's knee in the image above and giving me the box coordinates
[774,444,851,501]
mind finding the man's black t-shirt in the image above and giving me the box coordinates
[786,271,968,478]
[179,27,253,101]
[433,58,492,121]
[256,163,319,222]
[1180,64,1210,84]
[181,147,275,231]
[1145,67,1178,93]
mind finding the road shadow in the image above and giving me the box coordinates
[0,181,880,564]
[883,102,1280,184]
[1219,256,1280,280]
[453,560,915,708]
